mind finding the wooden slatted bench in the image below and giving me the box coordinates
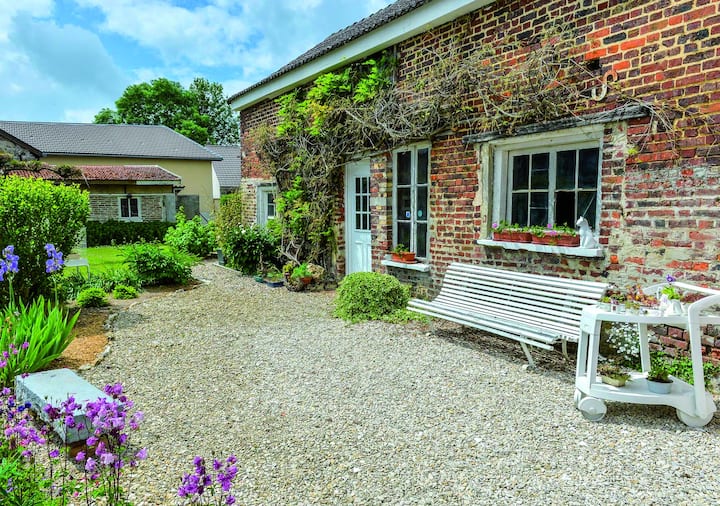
[408,263,608,366]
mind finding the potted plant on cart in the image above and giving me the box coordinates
[598,363,631,387]
[647,353,673,394]
[391,244,416,263]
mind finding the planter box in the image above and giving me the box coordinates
[391,252,416,263]
[531,234,579,246]
[493,231,532,243]
[264,279,285,288]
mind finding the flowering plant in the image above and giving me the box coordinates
[661,274,681,300]
[530,223,577,237]
[605,322,643,365]
[178,454,240,505]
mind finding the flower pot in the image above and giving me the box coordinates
[531,235,557,245]
[601,376,627,387]
[493,231,512,241]
[556,234,580,247]
[391,252,416,263]
[510,231,532,243]
[264,279,285,288]
[647,378,673,394]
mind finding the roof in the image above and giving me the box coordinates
[229,0,492,110]
[205,145,241,187]
[0,121,221,161]
[229,0,433,103]
[11,165,181,184]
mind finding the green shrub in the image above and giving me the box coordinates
[0,176,89,303]
[97,267,142,292]
[334,272,411,322]
[164,208,217,257]
[0,297,80,387]
[76,287,109,308]
[123,243,194,286]
[112,284,138,300]
[86,220,172,246]
[222,225,280,275]
[215,192,244,248]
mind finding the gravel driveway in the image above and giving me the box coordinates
[81,262,720,505]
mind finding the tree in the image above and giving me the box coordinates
[94,77,240,145]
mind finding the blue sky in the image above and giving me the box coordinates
[0,0,394,123]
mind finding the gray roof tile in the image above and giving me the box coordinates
[0,121,221,161]
[205,145,241,188]
[229,0,432,101]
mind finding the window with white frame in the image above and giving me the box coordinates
[490,126,602,232]
[119,196,140,220]
[394,144,430,258]
[257,185,277,225]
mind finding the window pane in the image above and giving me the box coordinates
[362,213,369,231]
[120,199,129,218]
[531,153,549,189]
[557,150,576,190]
[416,223,427,257]
[417,148,429,184]
[355,214,361,230]
[355,195,361,213]
[397,188,411,220]
[416,186,428,220]
[361,176,368,194]
[130,198,138,217]
[511,193,528,225]
[555,191,576,227]
[512,155,529,190]
[530,192,548,226]
[355,177,360,193]
[579,148,599,188]
[397,222,411,250]
[578,191,597,227]
[397,151,411,185]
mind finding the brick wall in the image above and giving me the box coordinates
[239,0,720,357]
[89,194,167,222]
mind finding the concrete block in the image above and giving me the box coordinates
[15,368,109,443]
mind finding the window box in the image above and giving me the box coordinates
[493,231,532,243]
[391,252,417,263]
[531,234,580,247]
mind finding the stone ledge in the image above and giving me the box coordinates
[381,258,431,272]
[477,239,604,258]
[15,368,109,443]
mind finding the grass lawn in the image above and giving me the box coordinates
[68,246,127,273]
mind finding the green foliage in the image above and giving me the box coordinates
[215,193,244,249]
[122,243,194,286]
[112,284,138,300]
[76,287,109,308]
[648,351,671,382]
[0,176,89,303]
[164,208,217,257]
[665,354,720,390]
[290,262,312,280]
[0,455,55,506]
[86,220,172,246]
[0,298,79,387]
[222,225,280,275]
[334,272,411,323]
[59,267,141,301]
[94,77,240,144]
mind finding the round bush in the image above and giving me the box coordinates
[112,284,138,300]
[334,272,410,322]
[76,287,109,308]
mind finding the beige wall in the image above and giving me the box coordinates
[42,155,214,215]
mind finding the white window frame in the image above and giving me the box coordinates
[489,125,603,234]
[393,143,430,259]
[256,185,277,225]
[119,195,141,221]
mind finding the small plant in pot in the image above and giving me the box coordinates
[390,244,416,263]
[647,353,673,394]
[291,262,313,285]
[598,363,631,387]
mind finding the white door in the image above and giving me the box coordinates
[345,161,372,274]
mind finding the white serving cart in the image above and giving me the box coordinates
[575,282,720,427]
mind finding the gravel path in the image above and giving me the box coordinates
[81,262,720,505]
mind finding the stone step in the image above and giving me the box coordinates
[15,368,109,443]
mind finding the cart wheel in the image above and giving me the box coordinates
[578,397,606,422]
[676,409,714,428]
[573,389,585,408]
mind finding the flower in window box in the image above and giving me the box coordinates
[530,223,579,246]
[390,244,416,263]
[492,221,531,242]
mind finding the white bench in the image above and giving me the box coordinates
[408,263,608,366]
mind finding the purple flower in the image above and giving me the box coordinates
[85,457,97,472]
[2,245,19,273]
[49,449,60,458]
[666,274,676,283]
[45,243,64,273]
[226,496,236,505]
[136,448,148,460]
[76,451,86,462]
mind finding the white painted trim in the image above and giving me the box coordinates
[381,258,431,272]
[212,168,220,199]
[477,239,604,258]
[230,0,495,111]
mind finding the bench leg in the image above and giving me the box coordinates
[520,342,536,368]
[561,339,569,361]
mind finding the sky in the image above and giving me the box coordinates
[0,0,394,123]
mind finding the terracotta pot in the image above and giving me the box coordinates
[510,231,532,243]
[493,231,512,241]
[391,252,416,263]
[556,234,580,247]
[531,235,557,245]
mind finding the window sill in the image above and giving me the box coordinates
[381,258,431,272]
[477,239,604,258]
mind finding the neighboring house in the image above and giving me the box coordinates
[230,0,720,304]
[0,121,221,220]
[11,165,181,222]
[205,144,242,205]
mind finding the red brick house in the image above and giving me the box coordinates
[230,0,720,339]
